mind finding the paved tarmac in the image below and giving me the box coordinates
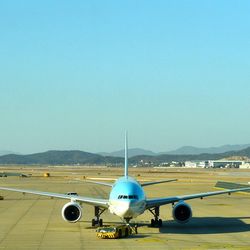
[0,167,250,249]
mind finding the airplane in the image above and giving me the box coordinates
[1,133,250,228]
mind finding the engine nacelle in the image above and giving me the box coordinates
[172,201,192,224]
[62,202,82,223]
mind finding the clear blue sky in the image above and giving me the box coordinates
[0,1,250,154]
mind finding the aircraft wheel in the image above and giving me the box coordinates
[151,219,155,227]
[99,219,103,227]
[91,219,96,227]
[158,219,162,227]
[118,229,122,238]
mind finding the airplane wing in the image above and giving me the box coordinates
[146,187,250,209]
[0,187,109,208]
[141,179,177,187]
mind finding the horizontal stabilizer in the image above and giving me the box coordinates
[141,179,177,187]
[215,181,250,192]
[85,180,113,187]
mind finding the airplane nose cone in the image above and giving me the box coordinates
[115,202,134,217]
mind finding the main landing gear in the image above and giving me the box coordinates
[92,206,105,227]
[148,207,163,227]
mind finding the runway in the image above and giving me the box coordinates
[0,167,250,249]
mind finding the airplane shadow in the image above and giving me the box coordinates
[79,217,250,235]
[158,217,250,234]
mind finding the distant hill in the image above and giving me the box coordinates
[226,146,250,159]
[1,146,250,165]
[0,151,19,156]
[99,148,157,157]
[99,144,250,157]
[130,146,250,164]
[0,150,123,165]
[163,144,250,155]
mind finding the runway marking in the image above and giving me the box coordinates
[37,199,58,250]
[0,197,40,247]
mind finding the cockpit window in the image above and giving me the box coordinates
[118,195,138,199]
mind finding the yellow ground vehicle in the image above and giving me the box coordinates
[96,224,136,239]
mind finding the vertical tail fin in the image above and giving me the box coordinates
[124,131,128,178]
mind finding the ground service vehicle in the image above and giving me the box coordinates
[96,224,134,239]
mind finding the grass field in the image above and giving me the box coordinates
[0,166,250,249]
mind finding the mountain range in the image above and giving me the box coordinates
[99,144,250,157]
[1,144,249,159]
[0,145,250,165]
[163,144,250,155]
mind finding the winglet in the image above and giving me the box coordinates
[125,131,128,178]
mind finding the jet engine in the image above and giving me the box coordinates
[172,201,192,223]
[62,202,82,223]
